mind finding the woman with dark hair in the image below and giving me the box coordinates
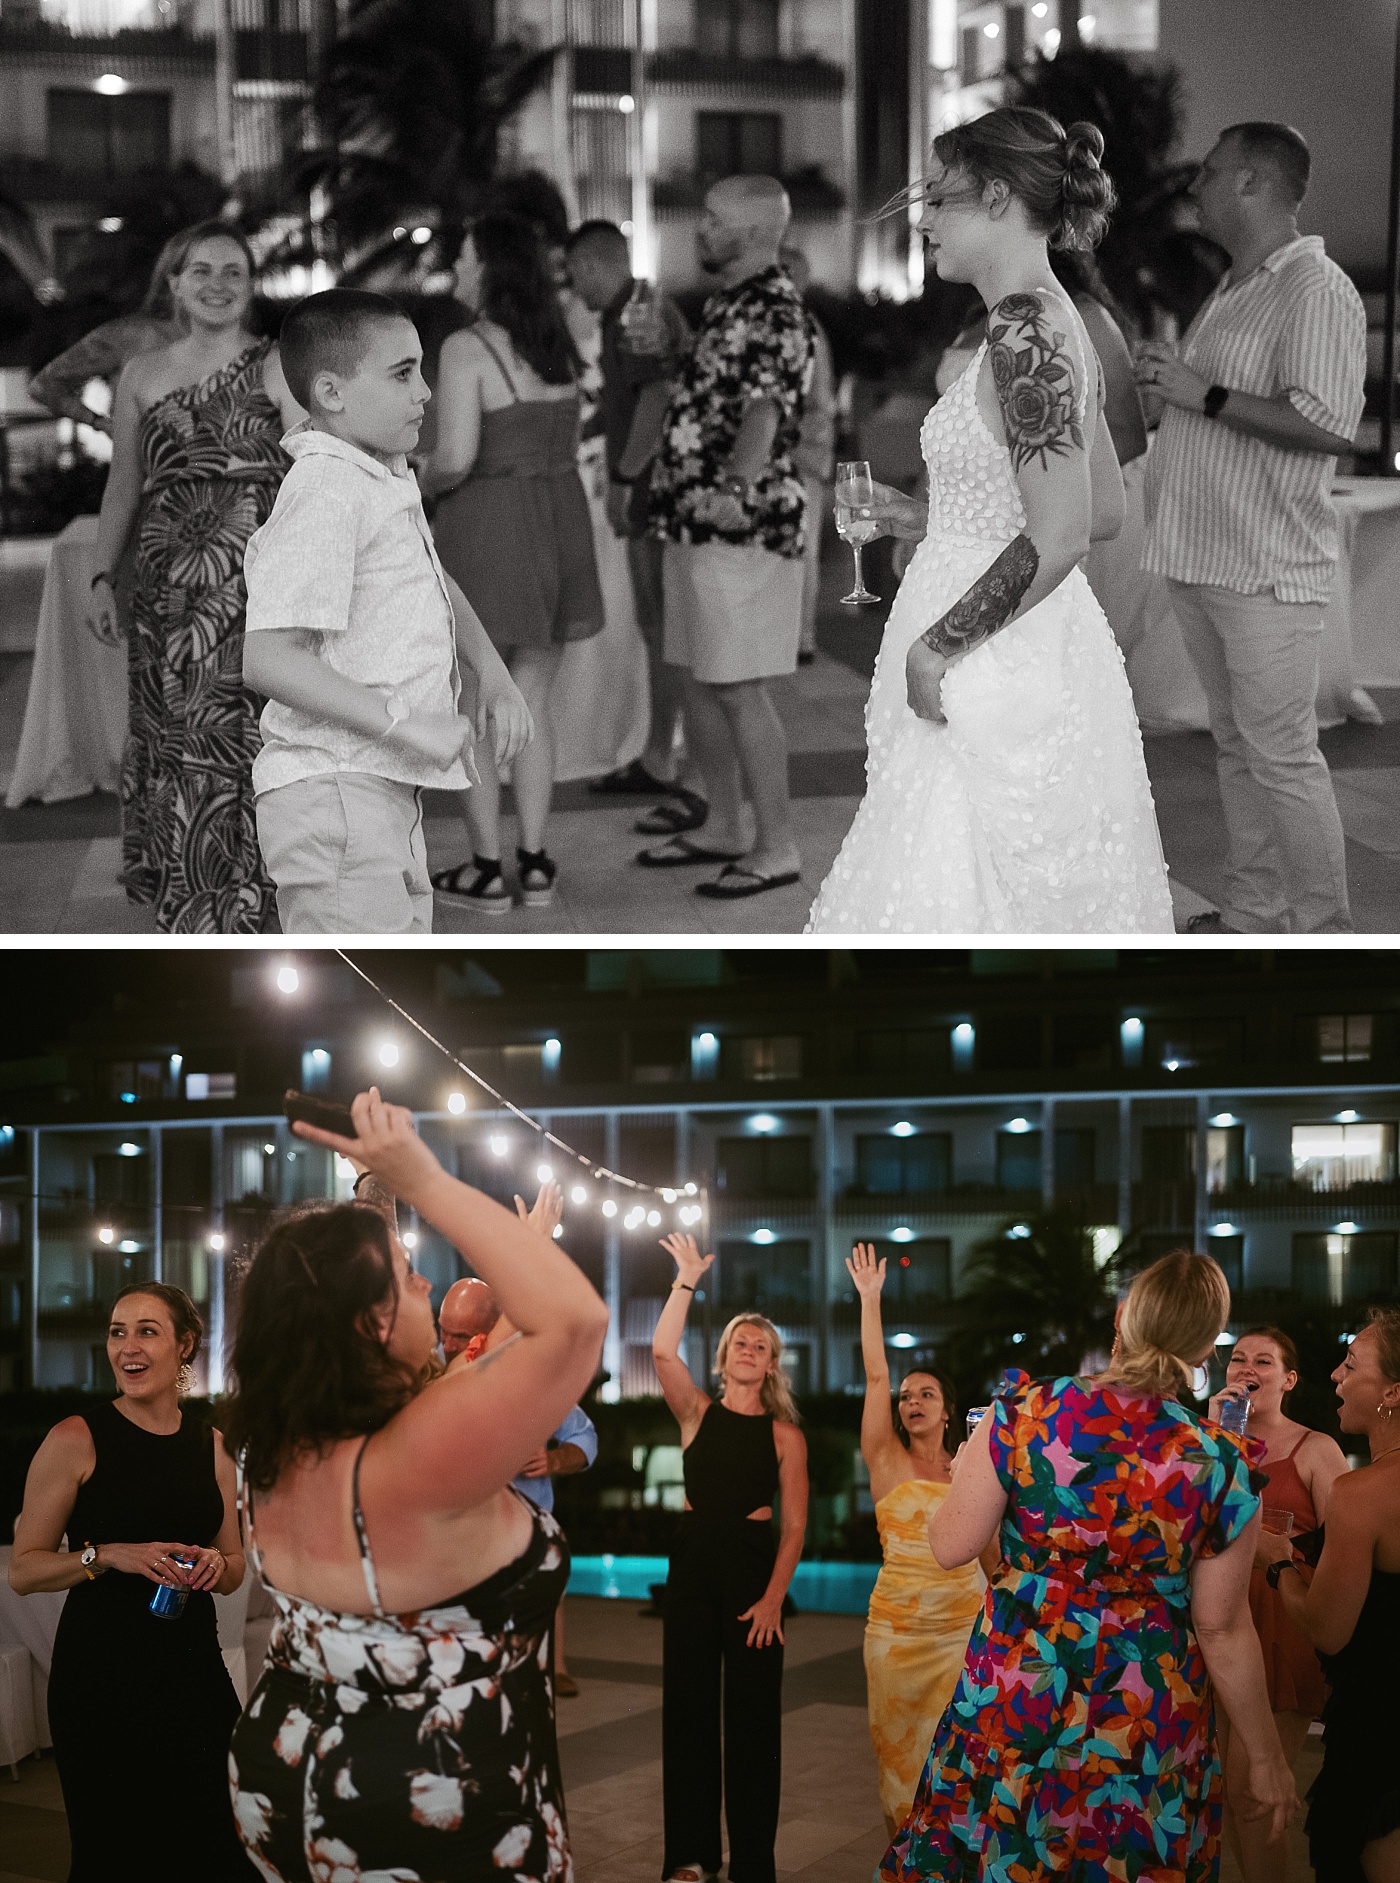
[86,218,302,932]
[651,1232,809,1883]
[846,1243,989,1839]
[808,106,1172,935]
[425,211,605,913]
[1207,1326,1348,1882]
[1255,1306,1400,1883]
[222,1088,607,1879]
[9,1281,253,1880]
[879,1249,1298,1882]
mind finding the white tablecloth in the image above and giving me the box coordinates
[5,515,127,808]
[1087,457,1399,733]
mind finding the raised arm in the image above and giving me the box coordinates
[906,290,1096,723]
[652,1231,713,1435]
[846,1243,901,1483]
[422,329,485,497]
[292,1091,608,1512]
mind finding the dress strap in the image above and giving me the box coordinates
[473,326,521,402]
[350,1435,387,1619]
[1284,1428,1312,1462]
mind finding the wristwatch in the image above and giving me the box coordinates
[1265,1556,1300,1589]
[1202,384,1230,420]
[80,1543,99,1580]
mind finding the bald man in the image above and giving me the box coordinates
[642,174,816,901]
[438,1275,501,1366]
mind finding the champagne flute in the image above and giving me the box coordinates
[834,459,879,605]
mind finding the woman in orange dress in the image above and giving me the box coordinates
[1210,1324,1348,1883]
[846,1243,990,1838]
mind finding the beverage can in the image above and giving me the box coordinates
[965,1405,990,1442]
[148,1552,196,1620]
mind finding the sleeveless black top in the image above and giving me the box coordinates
[1308,1566,1400,1873]
[683,1402,780,1519]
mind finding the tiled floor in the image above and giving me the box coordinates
[0,1593,1324,1882]
[4,537,1400,935]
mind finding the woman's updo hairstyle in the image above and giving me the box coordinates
[109,1281,203,1367]
[932,105,1117,252]
[1110,1249,1231,1400]
[1366,1304,1400,1384]
[222,1201,420,1492]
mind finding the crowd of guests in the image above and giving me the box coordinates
[8,1084,1400,1881]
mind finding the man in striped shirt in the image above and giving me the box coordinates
[1138,122,1366,934]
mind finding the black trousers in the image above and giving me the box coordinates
[662,1515,784,1883]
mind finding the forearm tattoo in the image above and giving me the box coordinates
[988,291,1084,474]
[921,532,1040,658]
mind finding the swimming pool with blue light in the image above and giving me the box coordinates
[567,1555,880,1615]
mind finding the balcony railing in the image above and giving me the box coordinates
[646,50,843,97]
[654,165,844,216]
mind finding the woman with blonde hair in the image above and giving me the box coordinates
[879,1249,1298,1883]
[652,1232,809,1883]
[1255,1305,1400,1883]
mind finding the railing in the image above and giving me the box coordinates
[654,166,844,215]
[646,50,844,96]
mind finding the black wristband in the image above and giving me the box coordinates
[673,1281,695,1293]
[1202,384,1230,420]
[1265,1556,1300,1589]
[610,470,638,485]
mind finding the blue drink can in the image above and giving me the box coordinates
[148,1553,195,1619]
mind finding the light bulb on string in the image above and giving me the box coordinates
[601,1199,618,1218]
[537,1163,553,1183]
[570,1185,588,1204]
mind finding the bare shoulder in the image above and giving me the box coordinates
[775,1419,807,1456]
[1297,1425,1347,1467]
[38,1415,96,1474]
[985,289,1088,473]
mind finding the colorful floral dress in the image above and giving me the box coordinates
[878,1374,1260,1883]
[123,339,286,932]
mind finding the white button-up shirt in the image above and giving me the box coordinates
[244,423,468,794]
[1143,235,1366,604]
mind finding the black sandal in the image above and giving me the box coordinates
[431,855,511,914]
[634,787,709,837]
[516,846,557,909]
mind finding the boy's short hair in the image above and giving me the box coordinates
[279,288,412,408]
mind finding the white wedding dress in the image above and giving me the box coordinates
[807,341,1174,935]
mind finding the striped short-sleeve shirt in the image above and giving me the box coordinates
[1142,235,1366,603]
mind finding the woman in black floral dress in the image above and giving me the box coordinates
[222,1088,609,1879]
[89,221,300,932]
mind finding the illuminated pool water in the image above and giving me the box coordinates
[567,1555,880,1615]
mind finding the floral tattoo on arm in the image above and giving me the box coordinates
[920,533,1040,659]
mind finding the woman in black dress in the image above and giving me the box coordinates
[651,1233,809,1883]
[9,1281,252,1880]
[1255,1305,1400,1883]
[221,1087,608,1878]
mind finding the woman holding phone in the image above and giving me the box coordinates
[222,1088,608,1880]
[846,1243,991,1838]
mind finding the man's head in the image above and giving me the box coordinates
[565,220,633,312]
[778,242,811,294]
[438,1276,501,1361]
[1190,123,1311,250]
[697,174,791,277]
[278,289,429,462]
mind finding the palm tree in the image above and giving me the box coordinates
[1006,44,1225,334]
[255,0,558,277]
[938,1208,1125,1407]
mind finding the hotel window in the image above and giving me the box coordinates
[696,0,780,59]
[1145,1018,1242,1072]
[996,1130,1041,1191]
[1209,1234,1243,1294]
[857,1029,951,1079]
[47,89,171,173]
[717,1239,811,1318]
[1141,1125,1195,1184]
[1315,1014,1373,1064]
[855,1132,951,1196]
[697,111,782,178]
[1207,1125,1244,1194]
[1292,1231,1398,1305]
[723,1034,802,1082]
[715,1134,813,1199]
[873,1237,952,1311]
[1291,1121,1397,1190]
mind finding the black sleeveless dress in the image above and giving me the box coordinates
[663,1401,785,1883]
[1307,1563,1400,1881]
[47,1400,253,1881]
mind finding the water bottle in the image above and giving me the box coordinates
[1217,1390,1251,1438]
[148,1552,196,1620]
[619,278,664,356]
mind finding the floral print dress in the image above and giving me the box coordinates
[878,1374,1260,1883]
[230,1445,573,1882]
[123,339,286,932]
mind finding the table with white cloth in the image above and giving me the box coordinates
[5,515,127,808]
[0,1543,255,1740]
[1088,452,1400,733]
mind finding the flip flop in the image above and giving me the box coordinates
[636,836,745,869]
[588,759,674,796]
[634,788,709,837]
[694,863,801,899]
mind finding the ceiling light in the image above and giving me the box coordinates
[890,1227,914,1243]
[276,965,299,994]
[263,1142,275,1156]
[1334,1221,1361,1235]
[1210,1223,1237,1237]
[983,20,1000,35]
[117,1142,140,1157]
[98,1226,115,1245]
[749,1113,778,1133]
[1337,1109,1360,1123]
[890,1121,915,1138]
[97,215,124,233]
[1007,1224,1031,1239]
[1209,1113,1237,1127]
[618,93,635,112]
[94,72,127,94]
[889,1332,916,1349]
[1004,1117,1033,1134]
[119,1239,140,1253]
[377,1042,399,1068]
[208,1232,226,1252]
[752,1228,776,1245]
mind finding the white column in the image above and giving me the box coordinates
[601,1109,622,1400]
[1194,1093,1211,1254]
[1040,1097,1055,1209]
[1117,1095,1132,1239]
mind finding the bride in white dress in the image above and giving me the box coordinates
[808,107,1173,935]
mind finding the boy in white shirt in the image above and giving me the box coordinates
[243,288,531,933]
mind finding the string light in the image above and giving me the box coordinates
[601,1200,618,1218]
[447,1092,467,1116]
[570,1185,588,1204]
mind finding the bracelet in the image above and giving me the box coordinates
[1202,383,1230,420]
[672,1281,695,1293]
[610,470,638,486]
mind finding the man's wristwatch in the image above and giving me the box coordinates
[80,1543,99,1580]
[1202,384,1230,420]
[1265,1556,1300,1589]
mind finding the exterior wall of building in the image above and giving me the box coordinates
[1157,0,1394,281]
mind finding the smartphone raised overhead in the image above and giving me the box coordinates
[282,1089,357,1139]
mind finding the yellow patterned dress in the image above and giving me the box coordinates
[864,1480,986,1832]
